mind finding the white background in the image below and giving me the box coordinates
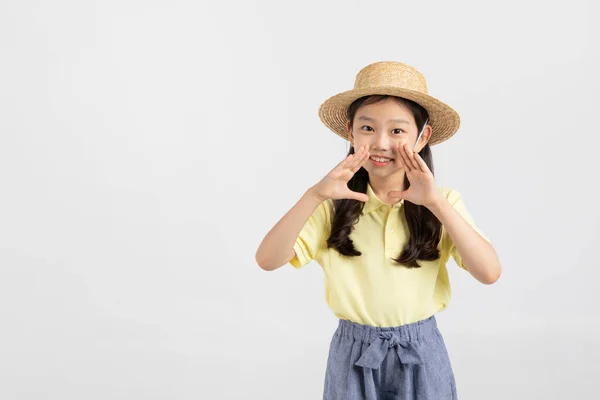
[1,0,598,399]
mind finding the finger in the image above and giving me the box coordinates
[387,190,404,199]
[348,190,369,202]
[414,152,428,173]
[336,153,353,170]
[353,144,367,161]
[398,142,412,172]
[347,145,366,173]
[404,143,420,170]
[337,145,365,171]
[352,146,370,173]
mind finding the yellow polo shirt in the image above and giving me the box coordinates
[290,182,491,327]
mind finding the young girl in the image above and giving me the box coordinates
[255,61,502,400]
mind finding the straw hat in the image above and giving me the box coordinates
[318,61,460,146]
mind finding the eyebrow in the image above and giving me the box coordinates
[356,115,410,124]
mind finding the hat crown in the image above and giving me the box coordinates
[354,61,428,94]
[318,60,460,147]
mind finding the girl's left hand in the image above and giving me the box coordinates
[388,142,444,209]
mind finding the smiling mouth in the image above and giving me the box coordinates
[369,157,394,166]
[369,156,394,162]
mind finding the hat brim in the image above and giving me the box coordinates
[318,86,460,146]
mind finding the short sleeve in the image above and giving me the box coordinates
[443,189,491,271]
[289,199,332,269]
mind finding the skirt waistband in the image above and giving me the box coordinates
[336,315,438,344]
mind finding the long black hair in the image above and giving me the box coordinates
[325,95,443,268]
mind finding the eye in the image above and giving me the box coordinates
[392,129,405,134]
[361,125,374,132]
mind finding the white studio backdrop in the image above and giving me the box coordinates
[1,0,598,399]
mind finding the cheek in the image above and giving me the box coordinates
[394,138,412,155]
[396,137,411,146]
[352,138,369,149]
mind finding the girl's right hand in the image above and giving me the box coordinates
[311,145,371,202]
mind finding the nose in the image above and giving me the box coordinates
[374,131,393,151]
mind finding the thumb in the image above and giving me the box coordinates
[349,191,370,202]
[388,190,405,199]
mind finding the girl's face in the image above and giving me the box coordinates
[346,98,431,180]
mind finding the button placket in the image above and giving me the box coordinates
[388,207,395,233]
[383,206,395,254]
[383,206,399,257]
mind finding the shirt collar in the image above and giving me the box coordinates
[361,182,405,215]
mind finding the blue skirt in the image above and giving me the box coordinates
[323,315,457,399]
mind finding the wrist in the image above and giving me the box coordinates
[306,186,326,203]
[426,194,448,214]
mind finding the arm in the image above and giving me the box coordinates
[256,145,371,271]
[255,187,324,271]
[428,196,502,285]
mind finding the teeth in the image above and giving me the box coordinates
[371,157,392,162]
